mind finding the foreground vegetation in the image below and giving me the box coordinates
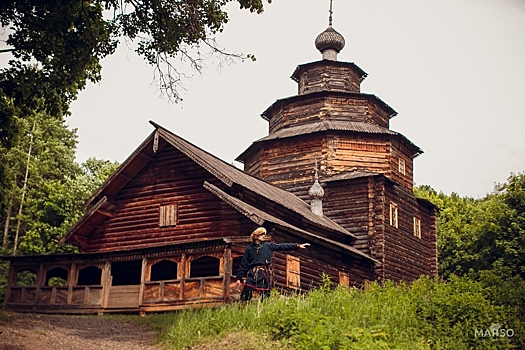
[129,275,524,350]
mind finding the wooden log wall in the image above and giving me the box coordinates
[270,229,375,291]
[323,177,374,251]
[328,136,391,175]
[249,132,409,199]
[85,147,249,253]
[388,143,414,191]
[260,136,324,192]
[296,64,362,95]
[380,183,438,281]
[267,95,392,134]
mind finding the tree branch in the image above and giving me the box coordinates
[0,48,17,54]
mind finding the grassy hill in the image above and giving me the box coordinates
[132,275,524,350]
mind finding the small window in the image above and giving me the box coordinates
[398,159,406,175]
[339,271,350,288]
[414,217,421,238]
[232,256,243,277]
[111,260,142,286]
[286,255,301,290]
[390,203,398,228]
[159,204,178,227]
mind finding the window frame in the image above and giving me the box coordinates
[413,217,422,238]
[286,255,301,290]
[159,203,178,227]
[398,158,406,175]
[390,202,398,228]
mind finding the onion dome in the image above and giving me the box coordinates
[309,162,324,216]
[309,177,325,199]
[315,26,345,55]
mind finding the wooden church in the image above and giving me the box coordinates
[2,13,438,314]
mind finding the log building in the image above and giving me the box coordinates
[2,16,437,314]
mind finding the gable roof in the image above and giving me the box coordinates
[152,122,352,237]
[63,121,353,245]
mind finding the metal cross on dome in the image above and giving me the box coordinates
[329,0,333,26]
[312,153,321,178]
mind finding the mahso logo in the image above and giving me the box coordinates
[475,323,514,338]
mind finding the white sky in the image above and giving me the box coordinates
[64,0,525,198]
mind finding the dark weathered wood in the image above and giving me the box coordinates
[2,45,437,314]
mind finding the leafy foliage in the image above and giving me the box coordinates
[0,108,118,255]
[415,173,525,280]
[0,1,270,208]
[0,0,271,151]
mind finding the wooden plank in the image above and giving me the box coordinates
[107,285,140,308]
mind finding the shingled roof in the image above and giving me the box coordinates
[152,121,353,237]
[65,121,354,245]
[204,181,377,262]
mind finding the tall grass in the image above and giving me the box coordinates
[131,275,523,349]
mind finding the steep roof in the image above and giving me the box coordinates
[63,121,354,245]
[152,122,352,237]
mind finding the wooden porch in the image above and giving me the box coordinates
[2,238,248,314]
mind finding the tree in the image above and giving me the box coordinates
[478,173,525,279]
[0,0,270,210]
[17,158,119,255]
[0,111,120,255]
[0,0,269,134]
[1,111,80,254]
[415,172,525,280]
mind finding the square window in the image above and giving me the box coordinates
[390,203,398,228]
[159,204,178,227]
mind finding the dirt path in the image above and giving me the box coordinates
[0,312,162,350]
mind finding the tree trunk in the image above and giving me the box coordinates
[2,200,13,248]
[13,123,35,255]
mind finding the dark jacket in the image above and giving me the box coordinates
[236,242,298,290]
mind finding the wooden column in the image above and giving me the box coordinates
[35,263,45,305]
[179,253,187,301]
[5,263,15,304]
[67,262,76,305]
[138,257,147,309]
[222,248,232,300]
[101,261,111,310]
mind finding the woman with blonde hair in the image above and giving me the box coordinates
[235,227,310,301]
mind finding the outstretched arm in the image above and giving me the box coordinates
[270,242,311,251]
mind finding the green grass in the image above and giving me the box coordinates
[130,275,523,350]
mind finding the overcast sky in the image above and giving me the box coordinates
[65,0,525,198]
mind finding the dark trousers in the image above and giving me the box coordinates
[240,286,270,301]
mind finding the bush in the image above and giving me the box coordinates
[411,275,515,349]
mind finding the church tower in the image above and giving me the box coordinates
[237,5,421,200]
[237,3,438,282]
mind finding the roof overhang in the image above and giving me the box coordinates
[291,60,368,83]
[203,181,379,264]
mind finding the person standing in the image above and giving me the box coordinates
[235,227,310,301]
